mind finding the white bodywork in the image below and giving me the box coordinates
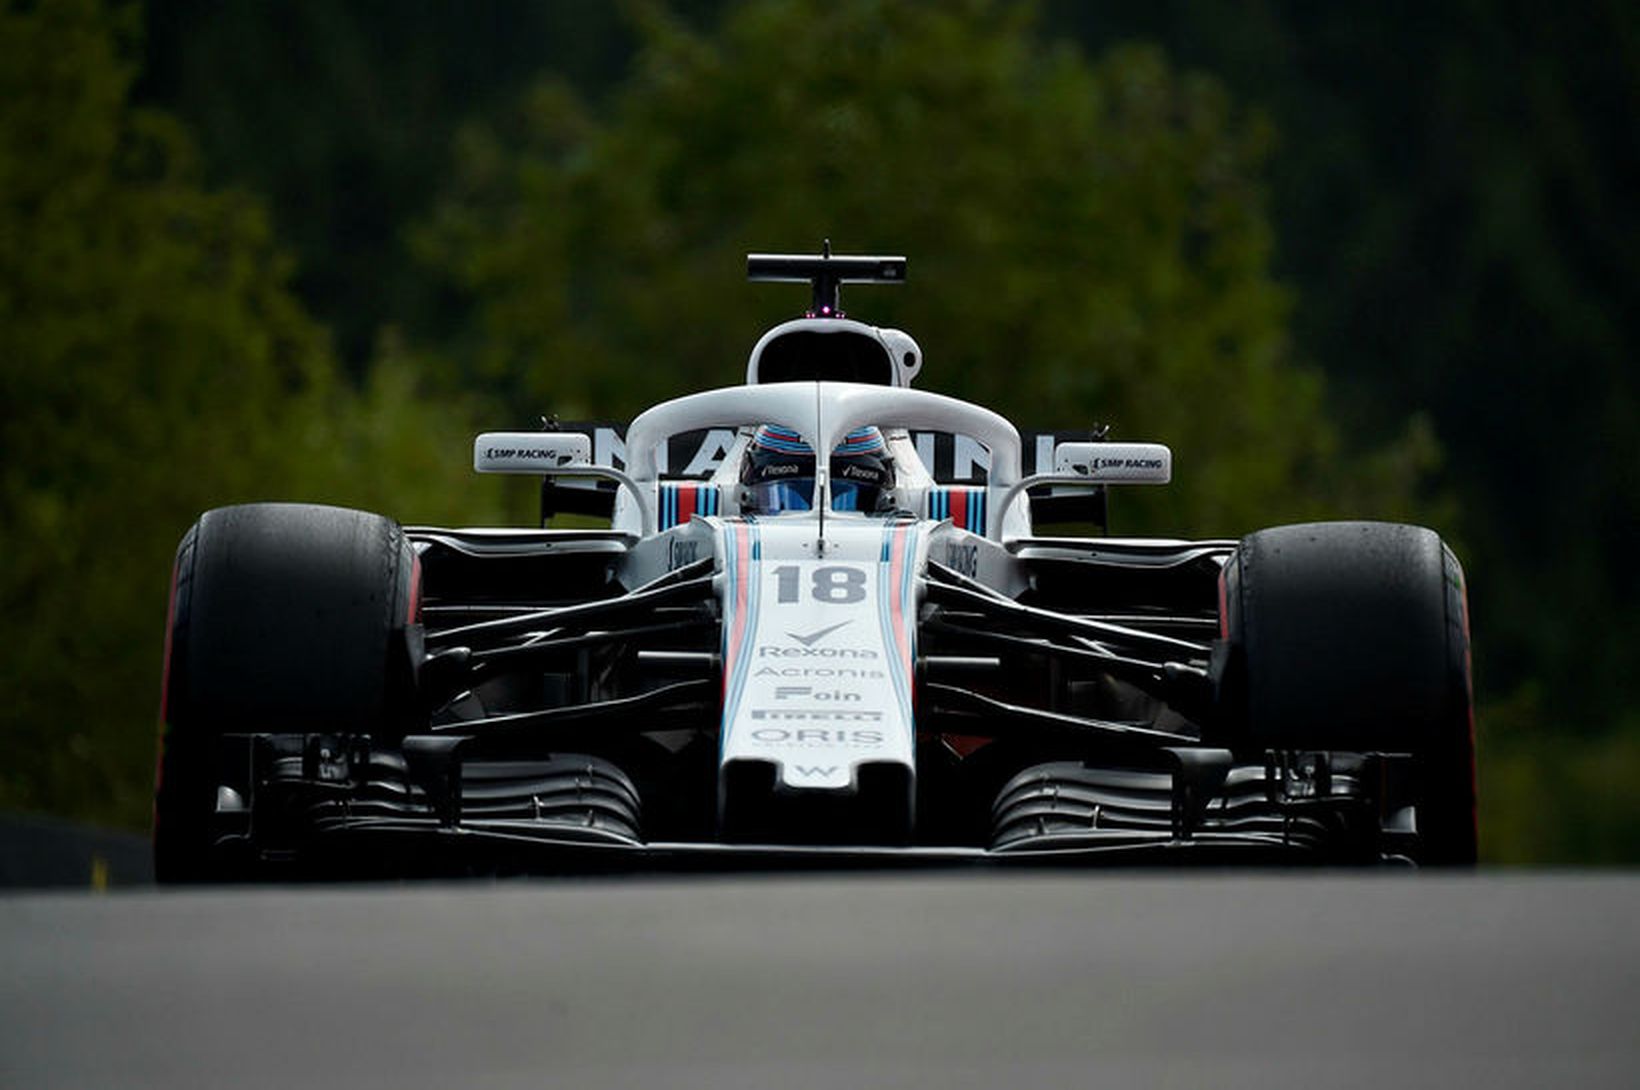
[473,381,1174,804]
[716,518,925,792]
[472,432,592,472]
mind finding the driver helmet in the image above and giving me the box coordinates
[740,425,895,515]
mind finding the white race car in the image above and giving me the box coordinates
[153,249,1477,879]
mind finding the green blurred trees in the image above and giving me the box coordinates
[0,0,502,826]
[135,0,649,369]
[420,0,1430,537]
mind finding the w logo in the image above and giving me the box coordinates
[791,765,838,779]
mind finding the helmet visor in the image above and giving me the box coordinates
[748,479,814,514]
[831,480,881,512]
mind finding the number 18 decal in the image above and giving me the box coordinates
[772,565,867,605]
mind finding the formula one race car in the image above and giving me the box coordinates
[153,248,1478,880]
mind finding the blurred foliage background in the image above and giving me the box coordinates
[2,0,1635,861]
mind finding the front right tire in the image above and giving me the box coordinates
[1217,521,1477,864]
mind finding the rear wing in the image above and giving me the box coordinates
[747,245,905,317]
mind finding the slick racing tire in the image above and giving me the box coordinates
[154,503,420,882]
[1217,521,1477,865]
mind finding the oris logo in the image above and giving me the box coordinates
[749,727,886,747]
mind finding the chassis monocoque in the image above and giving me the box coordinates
[153,252,1477,880]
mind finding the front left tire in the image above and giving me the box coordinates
[154,503,420,882]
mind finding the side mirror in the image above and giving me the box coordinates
[1052,441,1172,484]
[473,432,593,474]
[472,431,651,534]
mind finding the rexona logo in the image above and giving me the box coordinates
[758,645,879,660]
[749,727,886,747]
[786,621,851,647]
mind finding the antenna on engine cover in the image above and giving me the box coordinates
[747,241,907,318]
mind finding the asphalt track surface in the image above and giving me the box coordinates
[3,874,1637,1089]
